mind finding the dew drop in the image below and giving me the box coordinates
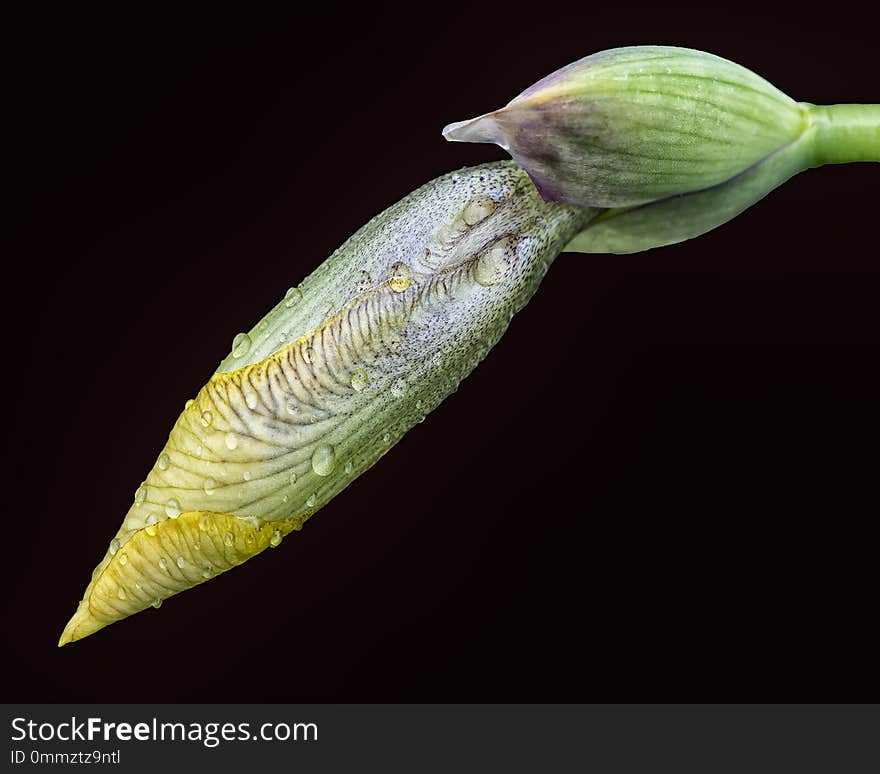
[109,539,120,555]
[475,237,514,287]
[243,471,252,482]
[200,411,213,428]
[199,514,213,531]
[224,432,239,451]
[119,554,128,566]
[224,532,235,547]
[463,195,496,225]
[282,494,289,503]
[383,433,391,443]
[152,598,163,609]
[134,485,147,505]
[203,478,218,495]
[387,262,412,293]
[306,493,317,508]
[157,453,170,471]
[159,557,168,572]
[344,460,353,475]
[289,471,298,485]
[176,556,186,569]
[231,332,252,358]
[202,566,213,578]
[165,498,181,519]
[144,514,158,536]
[270,529,282,548]
[350,369,369,392]
[284,287,303,307]
[117,587,127,600]
[311,444,336,476]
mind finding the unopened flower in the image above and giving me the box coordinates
[444,46,879,252]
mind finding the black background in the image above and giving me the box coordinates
[6,3,878,701]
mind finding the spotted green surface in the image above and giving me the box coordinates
[60,162,596,645]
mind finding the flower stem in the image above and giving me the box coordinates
[805,103,880,165]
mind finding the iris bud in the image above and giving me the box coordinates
[443,46,807,208]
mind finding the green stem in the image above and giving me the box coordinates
[804,103,880,165]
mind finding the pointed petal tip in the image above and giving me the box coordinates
[58,601,106,647]
[442,113,508,148]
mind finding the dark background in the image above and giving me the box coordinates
[6,3,878,701]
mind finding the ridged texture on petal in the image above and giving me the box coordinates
[60,162,595,645]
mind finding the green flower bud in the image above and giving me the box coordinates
[444,45,807,209]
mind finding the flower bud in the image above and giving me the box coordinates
[443,45,808,209]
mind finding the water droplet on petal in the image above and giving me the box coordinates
[270,529,282,547]
[159,558,168,572]
[203,478,218,495]
[117,587,127,600]
[225,432,239,451]
[119,554,128,566]
[109,539,120,555]
[350,369,369,392]
[134,485,147,505]
[383,433,391,443]
[224,532,235,547]
[231,332,252,358]
[157,453,170,471]
[475,237,515,287]
[202,566,213,578]
[284,287,303,307]
[306,494,317,508]
[463,196,496,225]
[387,262,412,292]
[165,498,181,519]
[344,461,353,475]
[200,411,213,428]
[242,471,252,482]
[152,598,163,609]
[176,556,186,569]
[311,444,336,476]
[199,514,213,531]
[289,471,298,485]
